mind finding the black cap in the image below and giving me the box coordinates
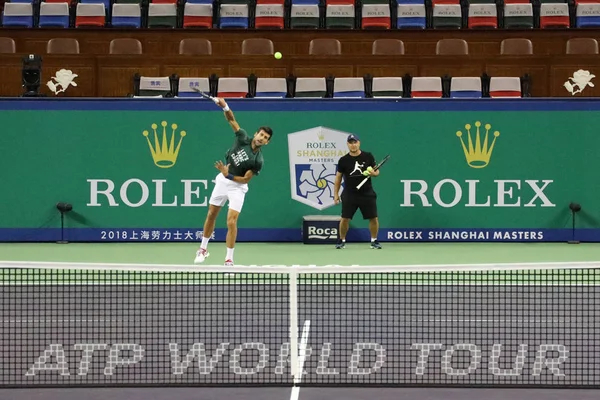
[347,134,360,142]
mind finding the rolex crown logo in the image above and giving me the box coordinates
[143,121,186,168]
[317,131,326,141]
[456,121,500,169]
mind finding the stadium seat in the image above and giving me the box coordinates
[396,3,426,28]
[177,77,211,97]
[294,77,327,97]
[38,2,70,28]
[575,3,600,27]
[489,77,522,97]
[217,77,249,98]
[500,38,533,54]
[309,38,341,54]
[179,38,212,54]
[290,3,320,28]
[411,77,443,98]
[566,37,598,54]
[47,38,80,54]
[333,77,365,97]
[111,4,142,28]
[75,3,106,27]
[136,76,173,97]
[326,3,355,28]
[148,3,178,27]
[450,77,482,98]
[241,38,274,54]
[436,38,468,54]
[504,3,534,28]
[540,2,570,27]
[372,39,404,54]
[0,37,16,53]
[361,3,391,29]
[371,77,403,97]
[1,3,33,27]
[183,3,213,28]
[79,0,110,12]
[432,3,462,28]
[219,4,249,28]
[468,3,498,28]
[255,77,288,97]
[254,0,285,29]
[109,38,142,54]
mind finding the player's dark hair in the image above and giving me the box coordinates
[258,126,273,139]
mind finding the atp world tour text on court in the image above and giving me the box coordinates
[24,341,569,379]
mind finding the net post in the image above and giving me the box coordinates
[289,270,299,381]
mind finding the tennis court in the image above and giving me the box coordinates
[1,242,600,400]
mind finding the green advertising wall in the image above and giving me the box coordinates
[1,98,599,242]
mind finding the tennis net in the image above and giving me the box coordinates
[1,261,599,388]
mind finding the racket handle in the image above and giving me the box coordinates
[356,176,368,190]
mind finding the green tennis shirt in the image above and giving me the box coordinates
[225,128,264,177]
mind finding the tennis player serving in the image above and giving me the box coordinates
[333,134,382,250]
[194,97,273,266]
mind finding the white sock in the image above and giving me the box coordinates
[201,236,210,250]
[341,239,346,242]
[226,247,234,261]
[371,238,377,242]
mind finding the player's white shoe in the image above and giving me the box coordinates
[194,248,209,264]
[224,260,235,277]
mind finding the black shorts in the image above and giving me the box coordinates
[341,193,378,220]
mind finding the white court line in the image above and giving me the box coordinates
[290,320,310,400]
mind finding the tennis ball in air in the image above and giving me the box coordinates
[274,52,282,60]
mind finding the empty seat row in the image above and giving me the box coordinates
[131,73,529,98]
[3,0,599,28]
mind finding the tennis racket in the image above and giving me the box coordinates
[191,87,220,104]
[356,154,390,190]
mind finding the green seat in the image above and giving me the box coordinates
[432,4,462,28]
[325,4,355,28]
[148,3,178,27]
[290,4,320,28]
[503,3,533,28]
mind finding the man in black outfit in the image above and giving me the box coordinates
[333,134,382,249]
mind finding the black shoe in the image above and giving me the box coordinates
[335,240,346,249]
[370,240,382,249]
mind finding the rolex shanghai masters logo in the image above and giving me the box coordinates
[288,127,349,210]
[142,121,187,168]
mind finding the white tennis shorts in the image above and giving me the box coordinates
[209,173,249,213]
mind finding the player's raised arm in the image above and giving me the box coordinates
[215,97,240,132]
